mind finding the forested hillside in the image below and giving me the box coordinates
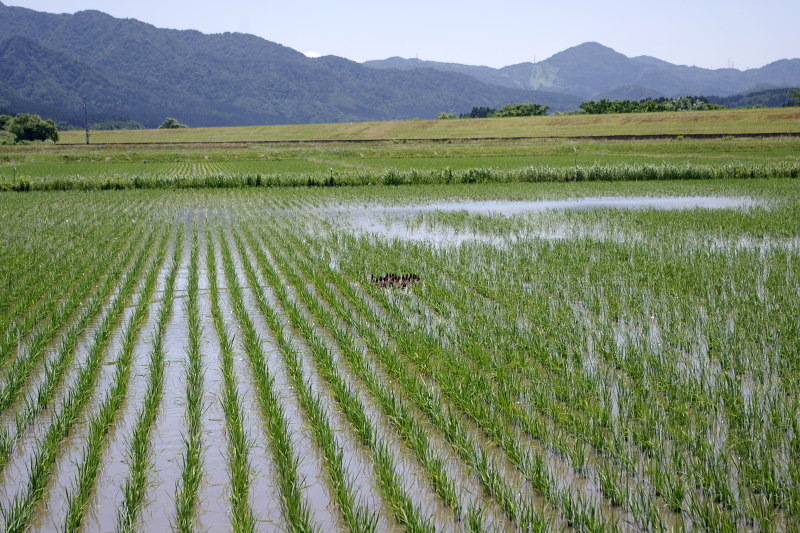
[0,2,580,127]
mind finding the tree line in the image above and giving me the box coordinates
[0,112,59,144]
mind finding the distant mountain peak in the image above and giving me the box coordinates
[365,42,800,100]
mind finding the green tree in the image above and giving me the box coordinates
[6,114,59,142]
[158,117,188,129]
[784,89,800,107]
[438,112,457,120]
[0,114,13,130]
[492,103,549,117]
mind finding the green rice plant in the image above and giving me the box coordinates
[215,225,317,533]
[116,225,184,533]
[62,229,171,532]
[204,225,257,533]
[0,227,161,533]
[229,230,376,533]
[244,226,465,521]
[255,220,559,532]
[173,228,205,533]
[237,224,435,533]
[0,228,144,473]
[0,224,136,414]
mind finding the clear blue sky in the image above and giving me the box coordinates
[5,0,798,70]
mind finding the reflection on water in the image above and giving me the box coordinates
[335,196,758,246]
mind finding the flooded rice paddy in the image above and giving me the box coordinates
[0,183,798,533]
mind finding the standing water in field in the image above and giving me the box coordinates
[338,196,759,245]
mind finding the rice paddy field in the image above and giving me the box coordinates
[0,175,798,533]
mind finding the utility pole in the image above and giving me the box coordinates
[83,96,90,145]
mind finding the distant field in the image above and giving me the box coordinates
[2,134,799,191]
[56,107,800,144]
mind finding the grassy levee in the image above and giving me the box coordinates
[1,108,798,192]
[58,108,800,144]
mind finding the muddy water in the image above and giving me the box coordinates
[138,245,192,533]
[193,240,234,533]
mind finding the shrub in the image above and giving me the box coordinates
[158,118,188,129]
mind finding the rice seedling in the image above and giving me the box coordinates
[116,225,184,533]
[61,230,171,532]
[0,229,144,472]
[229,229,377,533]
[239,223,436,533]
[0,227,161,533]
[173,227,205,533]
[204,225,258,533]
[0,177,797,531]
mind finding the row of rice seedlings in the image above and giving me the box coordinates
[116,224,184,532]
[215,226,320,533]
[204,226,258,533]
[238,223,437,533]
[173,228,205,533]
[0,236,89,360]
[0,223,137,413]
[361,235,696,524]
[0,226,162,533]
[227,228,379,533]
[249,226,468,521]
[0,197,96,324]
[268,223,561,533]
[295,227,625,532]
[0,228,146,473]
[0,212,136,368]
[60,227,172,532]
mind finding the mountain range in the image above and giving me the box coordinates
[364,43,800,101]
[0,2,579,128]
[0,2,798,128]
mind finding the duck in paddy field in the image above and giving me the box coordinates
[370,273,421,288]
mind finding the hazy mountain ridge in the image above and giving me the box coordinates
[0,1,580,127]
[365,42,800,100]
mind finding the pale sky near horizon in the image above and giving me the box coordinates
[4,0,798,71]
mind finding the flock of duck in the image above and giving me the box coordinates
[370,273,421,289]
